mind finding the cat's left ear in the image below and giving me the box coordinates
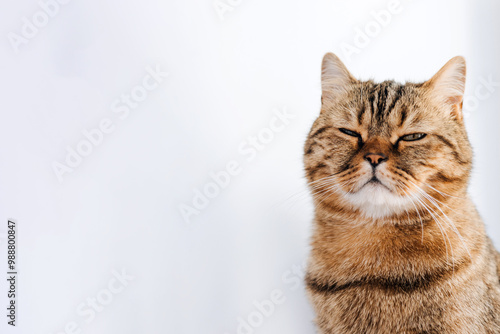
[321,53,358,103]
[423,56,466,120]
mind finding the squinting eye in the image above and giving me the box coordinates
[339,128,361,138]
[400,133,427,141]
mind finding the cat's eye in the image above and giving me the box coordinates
[400,133,427,142]
[339,128,361,138]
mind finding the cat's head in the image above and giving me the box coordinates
[304,53,472,220]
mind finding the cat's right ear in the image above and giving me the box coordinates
[422,56,467,121]
[321,53,357,103]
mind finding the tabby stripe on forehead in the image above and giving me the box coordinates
[398,105,408,126]
[367,86,378,119]
[386,85,404,117]
[376,84,390,119]
[357,102,366,125]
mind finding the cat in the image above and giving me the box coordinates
[304,53,500,333]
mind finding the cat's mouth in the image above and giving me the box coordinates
[362,176,392,192]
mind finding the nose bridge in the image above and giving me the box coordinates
[362,137,390,156]
[362,137,390,167]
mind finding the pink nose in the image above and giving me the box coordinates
[364,153,387,167]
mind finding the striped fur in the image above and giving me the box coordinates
[304,53,500,333]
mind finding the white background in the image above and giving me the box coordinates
[0,0,499,333]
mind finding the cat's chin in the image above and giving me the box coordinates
[344,182,415,220]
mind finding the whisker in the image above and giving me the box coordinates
[414,194,455,272]
[397,181,456,272]
[422,182,465,200]
[406,179,472,260]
